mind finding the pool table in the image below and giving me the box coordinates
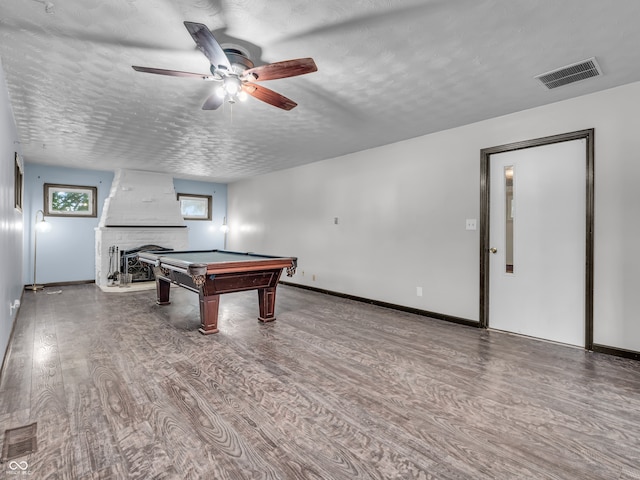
[137,249,297,334]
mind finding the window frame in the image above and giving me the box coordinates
[14,153,23,212]
[44,183,98,217]
[177,193,212,221]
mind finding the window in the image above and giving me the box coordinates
[14,153,23,212]
[44,183,97,217]
[504,165,514,274]
[177,193,212,221]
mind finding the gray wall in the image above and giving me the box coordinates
[228,81,640,354]
[0,60,24,364]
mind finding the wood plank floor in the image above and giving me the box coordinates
[1,283,640,479]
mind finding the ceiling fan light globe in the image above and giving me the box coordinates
[224,77,241,95]
[215,85,226,98]
[238,90,248,102]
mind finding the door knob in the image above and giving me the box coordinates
[489,247,498,254]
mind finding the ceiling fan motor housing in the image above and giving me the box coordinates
[223,47,254,74]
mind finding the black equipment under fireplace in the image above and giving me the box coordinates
[120,245,172,282]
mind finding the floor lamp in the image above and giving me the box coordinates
[25,209,49,291]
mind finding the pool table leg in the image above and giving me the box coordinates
[257,287,277,323]
[156,278,171,305]
[199,293,220,335]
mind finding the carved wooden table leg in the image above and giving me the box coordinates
[257,287,277,323]
[199,293,220,334]
[156,278,171,305]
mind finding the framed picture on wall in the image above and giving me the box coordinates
[44,183,98,217]
[177,193,212,221]
[14,153,23,212]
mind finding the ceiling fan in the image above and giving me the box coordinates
[132,21,317,111]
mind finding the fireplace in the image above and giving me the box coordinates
[120,244,172,282]
[95,169,189,287]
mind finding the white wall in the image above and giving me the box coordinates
[0,60,24,364]
[228,81,640,353]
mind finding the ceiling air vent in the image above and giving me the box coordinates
[535,57,602,89]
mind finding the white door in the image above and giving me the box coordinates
[489,139,586,347]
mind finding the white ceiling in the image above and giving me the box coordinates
[2,0,640,183]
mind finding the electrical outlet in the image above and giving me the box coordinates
[9,299,20,315]
[465,219,477,230]
[416,286,423,297]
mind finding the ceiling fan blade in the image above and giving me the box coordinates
[183,21,231,70]
[132,66,214,79]
[242,83,297,111]
[242,58,317,81]
[202,93,224,110]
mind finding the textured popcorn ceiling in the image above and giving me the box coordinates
[2,0,640,183]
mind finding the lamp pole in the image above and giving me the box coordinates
[221,216,229,250]
[25,209,47,291]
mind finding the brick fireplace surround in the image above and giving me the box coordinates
[95,169,188,288]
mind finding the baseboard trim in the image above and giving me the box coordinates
[592,344,640,361]
[23,279,95,289]
[280,281,479,328]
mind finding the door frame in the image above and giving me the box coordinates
[479,129,595,350]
